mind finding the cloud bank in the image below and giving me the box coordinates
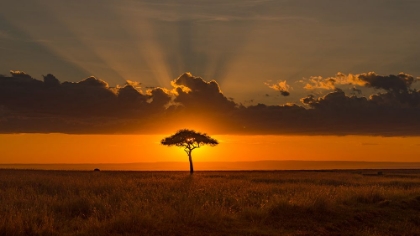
[265,80,291,96]
[1,70,420,136]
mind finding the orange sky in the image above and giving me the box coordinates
[2,134,420,164]
[2,1,420,169]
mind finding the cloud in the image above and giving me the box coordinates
[0,71,172,132]
[303,76,336,90]
[356,72,417,92]
[302,72,362,90]
[296,88,420,135]
[300,89,370,109]
[146,87,173,110]
[265,80,291,96]
[43,74,60,87]
[10,70,34,80]
[171,72,237,112]
[303,72,418,92]
[2,70,420,136]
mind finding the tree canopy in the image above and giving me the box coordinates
[161,129,218,147]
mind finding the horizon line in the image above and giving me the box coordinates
[2,160,420,165]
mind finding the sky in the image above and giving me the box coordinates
[1,0,420,165]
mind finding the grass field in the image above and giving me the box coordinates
[1,169,420,235]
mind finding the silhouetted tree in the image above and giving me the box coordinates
[161,129,218,174]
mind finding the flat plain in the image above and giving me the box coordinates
[1,169,420,235]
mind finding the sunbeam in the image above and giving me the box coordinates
[117,3,174,88]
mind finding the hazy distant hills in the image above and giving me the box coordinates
[2,161,420,171]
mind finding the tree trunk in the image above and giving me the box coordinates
[188,151,194,174]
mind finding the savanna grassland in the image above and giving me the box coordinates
[1,169,420,236]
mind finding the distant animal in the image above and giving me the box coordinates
[94,168,100,172]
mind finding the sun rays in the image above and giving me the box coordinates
[0,0,254,92]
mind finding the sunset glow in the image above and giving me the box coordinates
[2,134,420,166]
[1,0,420,168]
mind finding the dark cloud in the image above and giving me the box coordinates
[280,91,290,96]
[303,72,418,93]
[43,74,60,87]
[0,71,172,133]
[147,87,172,111]
[10,70,34,80]
[354,73,420,107]
[172,72,237,113]
[2,70,420,136]
[357,72,416,93]
[295,88,420,135]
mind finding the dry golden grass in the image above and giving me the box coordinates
[1,169,420,235]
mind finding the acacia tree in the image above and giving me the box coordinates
[161,129,218,174]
